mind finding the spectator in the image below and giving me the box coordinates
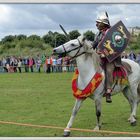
[2,57,7,72]
[57,56,62,72]
[65,56,70,72]
[52,55,57,73]
[41,54,47,72]
[62,57,67,72]
[29,56,35,72]
[136,52,140,65]
[13,57,18,72]
[69,59,75,72]
[128,51,136,61]
[17,58,22,73]
[0,58,3,73]
[46,56,52,73]
[24,57,29,72]
[36,55,42,73]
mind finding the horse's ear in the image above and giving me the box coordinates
[82,36,86,42]
[78,35,86,43]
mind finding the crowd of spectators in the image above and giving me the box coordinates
[121,51,140,65]
[0,54,76,73]
[0,51,140,73]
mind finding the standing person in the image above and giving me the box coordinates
[2,57,7,72]
[57,56,62,72]
[62,57,67,72]
[17,58,22,73]
[13,56,18,72]
[24,57,29,72]
[136,52,140,65]
[41,54,46,73]
[36,55,42,73]
[93,11,122,103]
[128,51,136,61]
[0,58,3,73]
[46,56,52,73]
[52,55,57,73]
[29,56,35,72]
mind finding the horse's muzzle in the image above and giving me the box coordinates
[53,48,66,57]
[53,48,58,55]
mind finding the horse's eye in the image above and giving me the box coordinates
[71,43,75,46]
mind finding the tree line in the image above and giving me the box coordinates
[0,29,139,56]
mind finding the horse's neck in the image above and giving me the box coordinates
[76,54,97,90]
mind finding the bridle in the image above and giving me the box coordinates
[62,39,86,60]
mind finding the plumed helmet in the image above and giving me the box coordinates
[96,11,110,26]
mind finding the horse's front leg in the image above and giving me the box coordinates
[63,98,84,137]
[94,96,102,130]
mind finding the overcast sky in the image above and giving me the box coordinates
[0,3,140,40]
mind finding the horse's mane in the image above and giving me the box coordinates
[83,38,102,72]
[91,50,102,72]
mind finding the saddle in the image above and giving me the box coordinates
[100,56,132,77]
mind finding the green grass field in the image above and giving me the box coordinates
[0,72,139,137]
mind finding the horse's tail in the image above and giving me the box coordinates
[137,64,140,104]
[138,82,140,96]
[137,81,140,103]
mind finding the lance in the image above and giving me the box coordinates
[59,24,70,41]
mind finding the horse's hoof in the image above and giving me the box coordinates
[131,121,137,126]
[128,118,131,122]
[94,126,100,131]
[99,125,101,130]
[63,131,70,137]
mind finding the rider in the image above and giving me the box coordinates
[93,11,121,103]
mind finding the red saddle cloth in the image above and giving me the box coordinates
[100,57,129,85]
[113,66,129,85]
[113,66,127,79]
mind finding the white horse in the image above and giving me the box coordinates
[53,36,140,137]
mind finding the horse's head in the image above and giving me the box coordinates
[53,35,93,58]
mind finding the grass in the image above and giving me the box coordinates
[0,72,139,137]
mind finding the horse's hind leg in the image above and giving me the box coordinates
[63,99,84,137]
[122,86,137,126]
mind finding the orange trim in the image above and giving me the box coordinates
[72,69,103,99]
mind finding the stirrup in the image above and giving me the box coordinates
[103,88,112,97]
[106,94,112,103]
[104,88,112,103]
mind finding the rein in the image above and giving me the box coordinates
[62,39,86,62]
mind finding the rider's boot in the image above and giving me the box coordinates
[105,88,112,103]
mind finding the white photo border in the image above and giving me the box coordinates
[0,0,139,140]
[0,0,139,3]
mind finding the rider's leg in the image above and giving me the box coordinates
[105,62,114,103]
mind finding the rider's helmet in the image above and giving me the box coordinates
[96,12,111,31]
[96,11,110,26]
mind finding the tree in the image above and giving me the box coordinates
[1,35,16,43]
[42,31,59,45]
[43,34,53,44]
[54,33,67,48]
[43,32,67,48]
[28,35,41,40]
[16,35,27,40]
[84,30,95,41]
[69,30,81,40]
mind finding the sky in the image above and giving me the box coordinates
[0,3,140,40]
